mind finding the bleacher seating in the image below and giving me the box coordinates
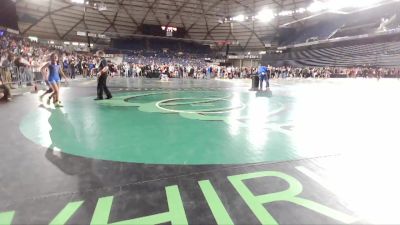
[111,38,146,51]
[386,14,400,30]
[290,21,343,45]
[279,3,400,46]
[331,15,381,39]
[111,37,211,54]
[263,40,400,67]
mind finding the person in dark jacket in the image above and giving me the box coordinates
[94,50,112,100]
[0,76,11,101]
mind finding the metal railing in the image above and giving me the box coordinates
[0,66,43,88]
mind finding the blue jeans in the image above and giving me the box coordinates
[259,75,269,89]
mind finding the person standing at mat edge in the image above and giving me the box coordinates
[0,76,11,101]
[258,64,270,91]
[95,50,112,100]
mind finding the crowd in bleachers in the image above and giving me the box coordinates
[1,33,48,79]
[3,30,400,101]
[0,33,99,101]
[264,66,400,79]
[116,63,400,80]
[0,33,217,83]
[118,50,208,78]
[1,33,49,101]
[117,62,258,80]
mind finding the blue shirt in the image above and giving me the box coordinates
[63,60,69,69]
[48,63,60,81]
[258,66,268,76]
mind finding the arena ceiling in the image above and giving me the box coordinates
[16,0,311,51]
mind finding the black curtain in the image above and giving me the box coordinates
[0,0,19,30]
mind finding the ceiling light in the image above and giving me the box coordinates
[327,0,382,10]
[96,3,107,11]
[307,1,327,12]
[28,36,38,42]
[278,10,293,16]
[256,8,275,22]
[306,0,383,12]
[296,8,306,13]
[77,31,87,36]
[87,33,97,37]
[232,15,245,22]
[71,0,84,4]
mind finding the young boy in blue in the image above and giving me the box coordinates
[258,65,270,90]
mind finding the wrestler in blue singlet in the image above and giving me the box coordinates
[48,63,61,84]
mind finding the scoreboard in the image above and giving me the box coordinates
[161,26,177,37]
[140,24,185,38]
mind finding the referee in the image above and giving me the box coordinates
[94,50,112,100]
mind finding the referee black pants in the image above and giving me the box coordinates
[97,74,112,99]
